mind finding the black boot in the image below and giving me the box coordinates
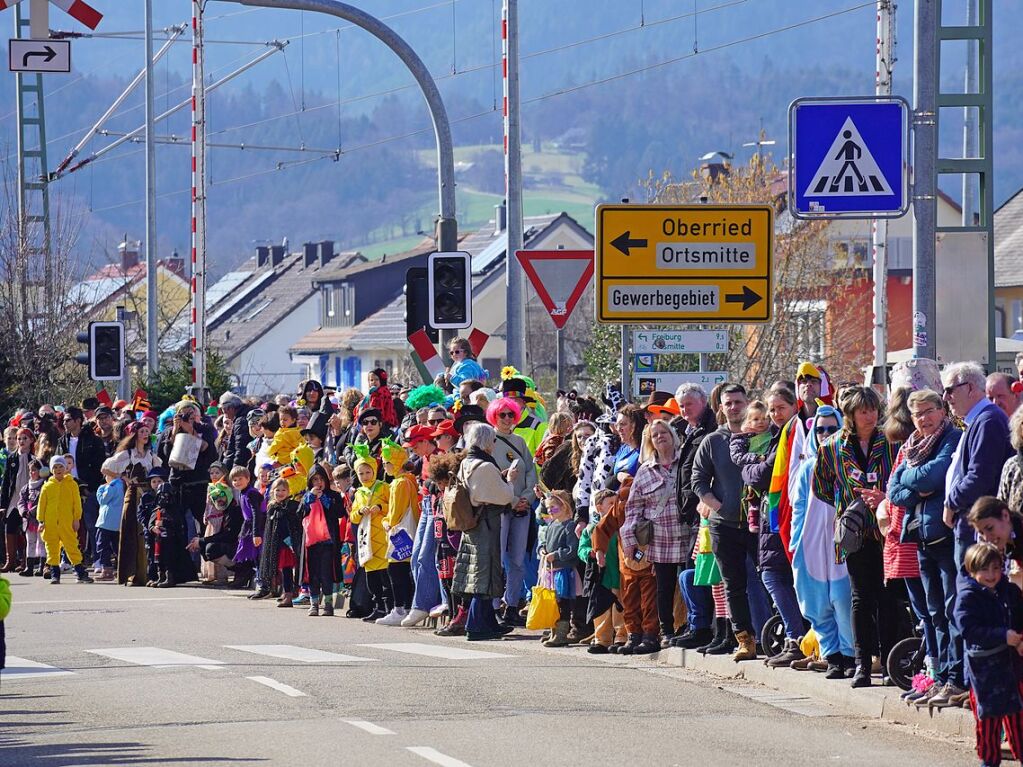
[706,623,738,655]
[850,664,872,688]
[697,617,727,654]
[74,564,94,584]
[673,625,714,649]
[18,557,36,577]
[618,633,643,656]
[633,633,661,655]
[824,653,846,680]
[228,564,253,590]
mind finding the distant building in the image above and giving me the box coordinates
[994,186,1023,338]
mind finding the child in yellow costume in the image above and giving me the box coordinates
[375,438,421,626]
[268,406,303,467]
[285,442,315,498]
[37,456,94,584]
[349,444,391,621]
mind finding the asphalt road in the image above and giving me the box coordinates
[1,575,976,767]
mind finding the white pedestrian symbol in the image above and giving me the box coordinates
[803,116,893,197]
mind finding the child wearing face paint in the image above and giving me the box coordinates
[954,542,1023,766]
[349,444,391,621]
[539,491,580,648]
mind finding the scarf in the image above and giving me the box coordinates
[902,418,950,467]
[468,445,499,468]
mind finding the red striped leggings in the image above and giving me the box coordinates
[971,686,1023,765]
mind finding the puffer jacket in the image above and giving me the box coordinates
[887,426,961,545]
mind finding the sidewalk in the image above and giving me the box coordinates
[647,646,973,738]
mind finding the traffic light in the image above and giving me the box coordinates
[404,267,438,343]
[427,251,472,330]
[74,321,125,381]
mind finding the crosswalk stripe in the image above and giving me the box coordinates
[358,642,512,660]
[246,675,306,697]
[86,647,224,668]
[342,719,395,735]
[407,746,476,767]
[1,656,74,680]
[225,645,379,664]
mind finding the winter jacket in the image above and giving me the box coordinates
[297,486,343,548]
[887,427,961,545]
[96,478,126,532]
[268,427,302,466]
[56,425,106,492]
[221,405,253,473]
[17,478,44,531]
[673,405,719,527]
[954,574,1023,719]
[493,432,538,509]
[542,518,579,569]
[691,427,746,528]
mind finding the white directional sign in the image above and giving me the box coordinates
[633,329,728,355]
[9,38,70,72]
[634,371,728,398]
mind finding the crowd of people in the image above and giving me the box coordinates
[6,342,1023,765]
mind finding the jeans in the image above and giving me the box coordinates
[95,528,119,568]
[760,568,806,640]
[500,511,530,608]
[954,517,976,573]
[81,492,99,560]
[410,505,441,612]
[710,523,771,636]
[467,596,501,634]
[845,537,906,667]
[918,539,964,687]
[679,567,713,631]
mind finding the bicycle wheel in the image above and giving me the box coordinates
[886,636,924,691]
[760,614,786,658]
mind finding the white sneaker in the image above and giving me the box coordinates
[428,603,449,619]
[376,608,407,626]
[401,608,430,627]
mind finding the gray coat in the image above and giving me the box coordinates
[452,456,516,599]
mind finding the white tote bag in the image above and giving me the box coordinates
[168,432,202,471]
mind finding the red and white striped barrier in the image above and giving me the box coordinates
[1,0,104,30]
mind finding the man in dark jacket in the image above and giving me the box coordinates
[671,384,720,526]
[217,392,252,473]
[56,407,107,562]
[942,361,1015,568]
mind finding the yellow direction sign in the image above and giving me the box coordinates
[595,204,774,323]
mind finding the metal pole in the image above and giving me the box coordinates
[620,325,630,402]
[116,306,131,401]
[190,0,207,394]
[144,0,159,380]
[912,0,937,360]
[28,0,46,39]
[556,328,565,391]
[962,0,977,226]
[503,0,525,370]
[871,0,895,384]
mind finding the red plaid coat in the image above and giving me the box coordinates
[621,454,695,564]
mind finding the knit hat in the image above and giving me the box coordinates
[101,457,121,476]
[219,391,243,410]
[49,455,67,471]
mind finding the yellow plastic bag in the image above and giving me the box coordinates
[799,628,819,659]
[526,584,559,631]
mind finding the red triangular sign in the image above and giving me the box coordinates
[515,250,594,330]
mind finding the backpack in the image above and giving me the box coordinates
[443,463,480,532]
[834,496,870,555]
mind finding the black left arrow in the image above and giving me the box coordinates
[23,46,57,67]
[610,231,648,256]
[725,286,763,311]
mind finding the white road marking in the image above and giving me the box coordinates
[407,747,475,767]
[226,644,378,664]
[719,685,835,717]
[1,656,75,680]
[86,647,224,668]
[246,675,306,697]
[16,595,231,605]
[342,719,395,735]
[358,642,512,660]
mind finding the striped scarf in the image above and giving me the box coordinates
[902,418,950,467]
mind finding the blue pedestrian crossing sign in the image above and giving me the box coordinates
[788,96,910,219]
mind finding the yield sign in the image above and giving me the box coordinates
[515,249,593,330]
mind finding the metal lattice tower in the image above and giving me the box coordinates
[13,3,53,317]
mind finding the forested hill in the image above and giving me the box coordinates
[0,0,1018,275]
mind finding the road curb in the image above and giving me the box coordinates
[645,646,971,737]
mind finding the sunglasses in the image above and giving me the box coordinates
[942,381,969,396]
[428,418,445,425]
[815,425,839,436]
[450,348,465,355]
[361,418,380,426]
[497,411,517,420]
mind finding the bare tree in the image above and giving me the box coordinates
[0,152,92,413]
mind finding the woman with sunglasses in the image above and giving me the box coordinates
[790,403,856,678]
[343,408,387,480]
[813,386,900,688]
[888,388,965,706]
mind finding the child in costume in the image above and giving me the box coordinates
[349,444,391,621]
[728,400,773,534]
[376,438,421,626]
[445,336,487,389]
[268,406,302,468]
[580,489,625,653]
[37,456,93,584]
[230,466,265,593]
[139,468,165,584]
[364,369,399,429]
[197,482,241,586]
[539,491,580,648]
[297,464,342,617]
[259,477,301,607]
[16,460,45,577]
[954,542,1023,766]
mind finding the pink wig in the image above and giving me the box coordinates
[485,397,523,427]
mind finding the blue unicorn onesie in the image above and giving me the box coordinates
[789,404,854,662]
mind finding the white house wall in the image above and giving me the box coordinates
[232,295,319,396]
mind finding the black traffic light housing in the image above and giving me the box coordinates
[427,251,472,330]
[404,267,438,343]
[74,321,125,381]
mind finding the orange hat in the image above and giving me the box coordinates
[112,399,128,410]
[647,397,681,418]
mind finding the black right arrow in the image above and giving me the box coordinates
[23,46,57,67]
[610,231,648,256]
[725,286,763,311]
